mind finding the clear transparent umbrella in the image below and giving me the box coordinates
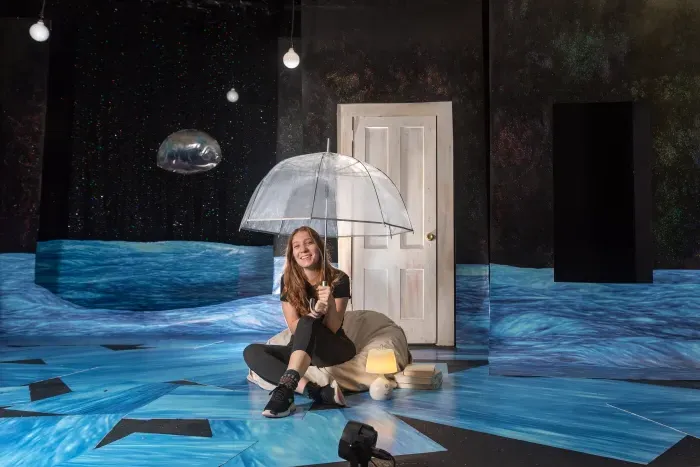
[239,147,413,244]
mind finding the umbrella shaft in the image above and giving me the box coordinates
[322,182,328,284]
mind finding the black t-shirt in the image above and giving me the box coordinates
[279,271,351,303]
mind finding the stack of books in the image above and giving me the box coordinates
[394,363,443,390]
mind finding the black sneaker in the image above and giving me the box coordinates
[308,380,347,407]
[322,380,347,407]
[262,385,296,418]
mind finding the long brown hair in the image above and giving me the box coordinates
[282,226,342,316]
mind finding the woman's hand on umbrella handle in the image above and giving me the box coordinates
[316,285,332,304]
[313,300,328,315]
[308,310,322,319]
[308,298,326,319]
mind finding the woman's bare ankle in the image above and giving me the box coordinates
[296,376,310,394]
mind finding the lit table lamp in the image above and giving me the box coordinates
[366,348,398,400]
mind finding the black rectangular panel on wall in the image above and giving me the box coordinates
[552,102,652,283]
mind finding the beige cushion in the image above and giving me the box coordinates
[247,309,412,392]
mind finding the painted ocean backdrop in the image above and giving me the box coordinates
[455,264,490,358]
[489,264,700,380]
[7,239,696,379]
[34,240,275,311]
[1,240,288,337]
[1,240,488,347]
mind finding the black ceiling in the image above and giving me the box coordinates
[0,0,293,19]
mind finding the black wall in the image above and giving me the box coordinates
[552,102,653,283]
[490,0,700,269]
[0,19,49,253]
[6,0,699,270]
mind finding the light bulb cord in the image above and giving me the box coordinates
[39,0,47,19]
[290,0,295,48]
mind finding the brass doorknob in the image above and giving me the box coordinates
[426,232,436,241]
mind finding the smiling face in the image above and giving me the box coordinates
[291,229,321,270]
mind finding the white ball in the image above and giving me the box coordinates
[283,47,300,69]
[29,20,50,42]
[369,377,393,401]
[226,88,239,103]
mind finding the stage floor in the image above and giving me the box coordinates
[0,336,698,466]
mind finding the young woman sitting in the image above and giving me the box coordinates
[243,226,356,418]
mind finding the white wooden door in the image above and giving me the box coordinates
[350,116,438,344]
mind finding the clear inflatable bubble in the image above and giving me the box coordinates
[156,129,222,175]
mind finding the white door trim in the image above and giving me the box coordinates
[337,102,455,346]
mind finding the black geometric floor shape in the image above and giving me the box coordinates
[101,344,150,351]
[29,377,72,401]
[296,415,700,467]
[0,407,58,418]
[0,358,46,364]
[308,401,342,412]
[412,359,488,374]
[624,379,700,390]
[648,436,700,467]
[96,418,213,448]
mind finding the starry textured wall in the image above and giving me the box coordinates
[488,0,700,379]
[301,0,488,265]
[490,0,700,269]
[37,4,281,247]
[0,19,49,253]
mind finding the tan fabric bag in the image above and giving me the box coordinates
[247,309,412,392]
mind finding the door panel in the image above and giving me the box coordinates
[351,115,437,344]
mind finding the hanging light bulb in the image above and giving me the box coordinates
[283,47,300,69]
[283,1,300,69]
[29,0,50,42]
[226,87,239,103]
[30,20,50,42]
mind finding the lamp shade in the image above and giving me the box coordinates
[365,348,398,374]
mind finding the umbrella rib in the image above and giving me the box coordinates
[355,158,387,229]
[239,179,264,232]
[309,153,326,224]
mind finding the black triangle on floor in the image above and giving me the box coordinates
[411,359,488,374]
[648,436,700,466]
[101,344,150,351]
[295,415,699,467]
[309,401,342,412]
[29,377,72,401]
[96,418,213,448]
[0,407,58,418]
[0,359,46,365]
[624,379,700,390]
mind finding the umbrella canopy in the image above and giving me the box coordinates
[239,151,413,237]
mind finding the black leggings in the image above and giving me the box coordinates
[244,316,357,386]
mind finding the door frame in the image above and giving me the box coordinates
[337,102,455,346]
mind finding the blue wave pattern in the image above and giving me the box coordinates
[455,264,490,354]
[1,250,286,337]
[0,414,124,467]
[0,338,445,466]
[489,264,700,379]
[2,239,486,341]
[35,240,274,311]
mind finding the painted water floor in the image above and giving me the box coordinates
[0,336,698,467]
